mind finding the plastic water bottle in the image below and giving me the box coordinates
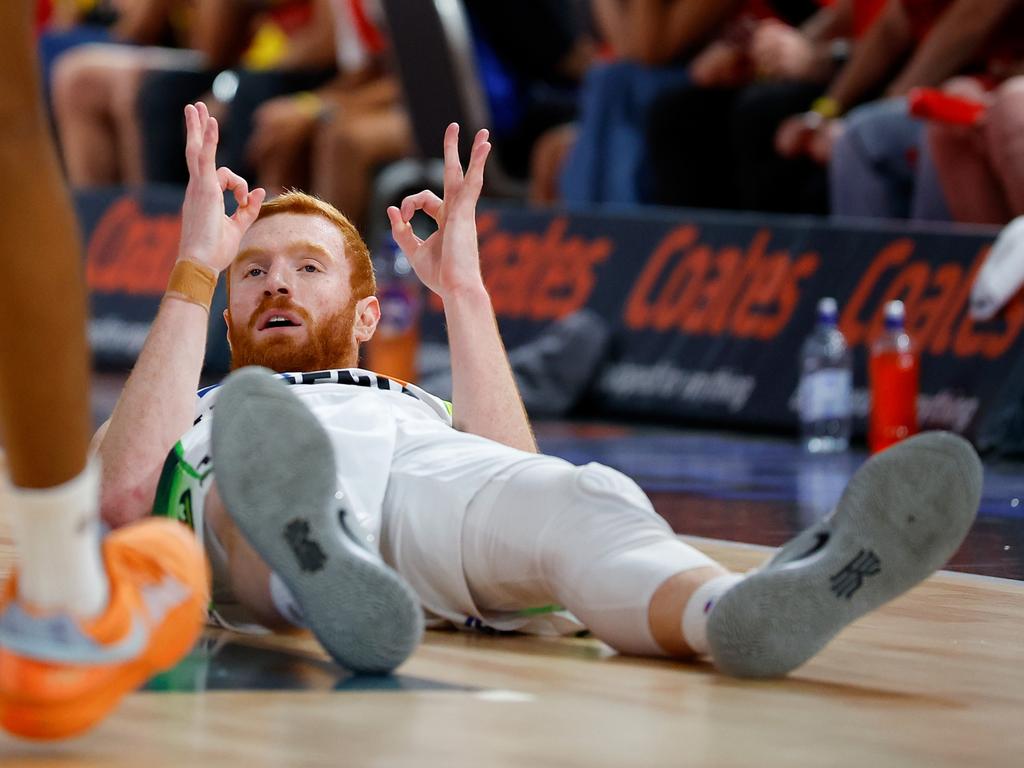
[868,300,919,454]
[364,235,421,383]
[798,297,853,453]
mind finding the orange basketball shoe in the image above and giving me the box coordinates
[0,517,208,740]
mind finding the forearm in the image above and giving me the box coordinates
[112,0,176,45]
[886,0,1020,96]
[825,0,910,111]
[592,0,631,57]
[98,295,210,524]
[322,73,399,112]
[657,0,743,65]
[802,0,854,43]
[278,0,337,72]
[445,286,537,453]
[191,0,251,71]
[626,0,670,63]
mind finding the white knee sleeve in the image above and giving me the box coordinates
[463,460,716,656]
[549,464,716,655]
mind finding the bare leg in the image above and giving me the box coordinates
[312,103,412,228]
[108,60,150,186]
[925,78,1011,225]
[51,45,124,185]
[988,78,1024,217]
[252,128,314,196]
[0,3,91,486]
[528,123,576,204]
[204,484,287,627]
[647,564,732,656]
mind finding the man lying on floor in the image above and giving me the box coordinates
[95,101,982,676]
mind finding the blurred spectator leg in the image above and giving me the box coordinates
[646,84,741,209]
[829,98,943,220]
[730,80,828,214]
[251,112,315,195]
[51,45,140,185]
[312,104,412,230]
[987,77,1024,216]
[529,123,577,204]
[559,62,634,204]
[217,69,335,181]
[38,25,111,114]
[108,48,205,186]
[926,78,1010,224]
[908,134,950,221]
[560,61,689,205]
[107,62,148,185]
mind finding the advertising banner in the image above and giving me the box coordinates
[422,206,1020,451]
[76,188,1023,451]
[76,185,231,371]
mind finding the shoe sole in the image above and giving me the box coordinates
[706,431,982,678]
[211,368,423,674]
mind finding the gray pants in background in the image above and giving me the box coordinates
[830,97,951,222]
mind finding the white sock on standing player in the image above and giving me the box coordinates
[5,459,108,617]
[681,573,744,655]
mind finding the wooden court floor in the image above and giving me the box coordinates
[1,528,1022,766]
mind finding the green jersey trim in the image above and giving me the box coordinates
[152,441,209,531]
[515,604,564,617]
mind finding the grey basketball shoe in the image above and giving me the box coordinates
[707,431,982,677]
[211,367,424,673]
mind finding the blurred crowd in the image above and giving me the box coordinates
[37,0,1024,232]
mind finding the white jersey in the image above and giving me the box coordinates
[153,368,452,552]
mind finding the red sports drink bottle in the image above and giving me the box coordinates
[868,300,919,453]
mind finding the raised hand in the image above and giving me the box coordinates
[178,102,266,273]
[386,123,491,299]
[775,112,817,158]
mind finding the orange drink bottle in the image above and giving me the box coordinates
[868,300,919,453]
[365,235,422,383]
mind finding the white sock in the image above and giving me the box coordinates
[681,573,744,656]
[5,459,109,617]
[269,571,306,628]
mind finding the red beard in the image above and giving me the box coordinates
[228,295,359,372]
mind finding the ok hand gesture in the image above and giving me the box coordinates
[178,102,266,273]
[386,123,491,300]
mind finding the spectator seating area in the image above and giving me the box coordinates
[40,0,1024,451]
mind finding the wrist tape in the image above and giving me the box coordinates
[166,260,217,311]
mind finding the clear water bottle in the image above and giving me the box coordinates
[798,297,853,453]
